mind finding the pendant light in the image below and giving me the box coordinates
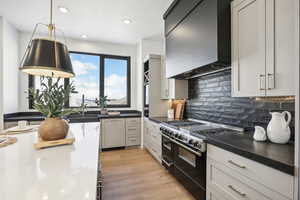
[19,0,75,78]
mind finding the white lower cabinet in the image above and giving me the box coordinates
[143,118,161,163]
[4,120,42,129]
[207,187,230,200]
[4,122,18,129]
[101,118,141,149]
[29,121,42,125]
[125,118,141,147]
[101,118,126,149]
[207,144,294,200]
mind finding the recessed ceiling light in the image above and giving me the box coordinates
[58,6,69,13]
[81,34,87,39]
[123,19,132,24]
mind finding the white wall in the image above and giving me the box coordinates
[2,19,19,114]
[0,17,4,129]
[136,38,165,110]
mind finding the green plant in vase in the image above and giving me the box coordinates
[28,76,78,141]
[95,96,110,114]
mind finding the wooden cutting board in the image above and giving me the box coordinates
[34,132,75,150]
[0,137,17,148]
[175,103,184,119]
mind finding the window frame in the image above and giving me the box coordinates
[28,51,131,109]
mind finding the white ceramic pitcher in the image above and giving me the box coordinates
[267,111,291,144]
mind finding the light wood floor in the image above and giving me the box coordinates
[101,148,195,200]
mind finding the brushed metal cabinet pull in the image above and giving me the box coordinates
[259,74,266,90]
[228,160,246,169]
[228,185,246,197]
[267,73,275,90]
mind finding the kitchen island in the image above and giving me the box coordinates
[0,122,101,200]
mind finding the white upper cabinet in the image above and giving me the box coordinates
[161,56,188,100]
[232,0,296,97]
[265,0,296,96]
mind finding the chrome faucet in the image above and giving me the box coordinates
[80,94,87,116]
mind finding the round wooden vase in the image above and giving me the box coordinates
[38,118,69,141]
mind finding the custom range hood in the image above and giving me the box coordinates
[164,0,231,79]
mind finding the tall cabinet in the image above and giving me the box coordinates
[232,0,296,97]
[143,54,168,117]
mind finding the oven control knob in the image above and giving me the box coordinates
[193,141,202,148]
[193,141,199,146]
[179,135,187,141]
[188,139,194,144]
[174,133,179,137]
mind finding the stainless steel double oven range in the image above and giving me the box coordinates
[159,119,243,200]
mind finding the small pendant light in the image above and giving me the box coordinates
[19,0,75,78]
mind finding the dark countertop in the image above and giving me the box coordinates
[206,131,294,175]
[4,110,141,122]
[148,117,294,175]
[148,117,180,123]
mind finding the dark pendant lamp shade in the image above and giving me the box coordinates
[20,38,75,78]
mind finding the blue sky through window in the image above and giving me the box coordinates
[69,53,100,107]
[69,53,128,107]
[104,58,127,105]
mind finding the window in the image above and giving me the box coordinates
[104,56,130,106]
[69,53,100,107]
[29,52,131,108]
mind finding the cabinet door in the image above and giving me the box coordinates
[232,0,266,97]
[160,56,169,99]
[102,119,125,148]
[265,0,295,96]
[4,122,18,129]
[143,119,150,148]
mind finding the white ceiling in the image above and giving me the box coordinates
[0,0,173,44]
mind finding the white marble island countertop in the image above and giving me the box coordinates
[0,122,101,200]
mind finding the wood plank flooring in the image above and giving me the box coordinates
[101,148,195,200]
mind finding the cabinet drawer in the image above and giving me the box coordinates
[207,186,230,200]
[126,136,140,146]
[148,143,162,163]
[207,144,293,199]
[126,126,139,137]
[150,132,161,146]
[102,118,124,123]
[207,158,290,200]
[126,118,140,126]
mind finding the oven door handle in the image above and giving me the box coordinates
[163,143,171,151]
[162,159,173,167]
[162,133,202,157]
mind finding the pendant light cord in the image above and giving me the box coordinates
[49,0,54,38]
[50,0,53,25]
